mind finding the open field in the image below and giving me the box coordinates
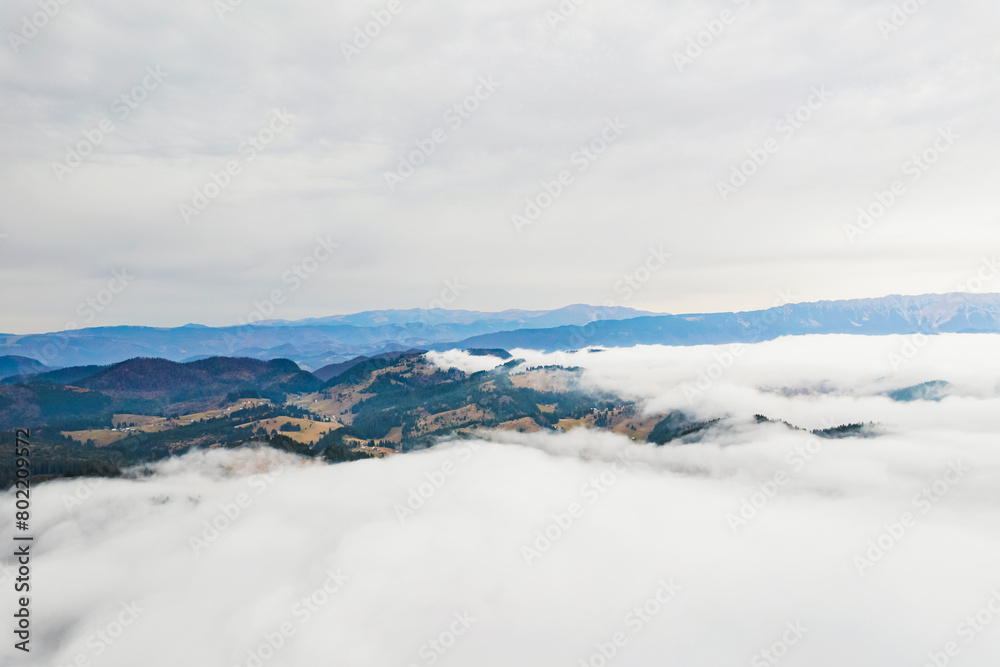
[495,417,543,433]
[413,404,491,437]
[555,417,589,432]
[289,392,369,425]
[180,399,272,423]
[112,414,162,427]
[64,400,283,445]
[61,429,129,447]
[609,415,661,441]
[235,416,340,445]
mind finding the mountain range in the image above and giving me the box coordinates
[2,290,992,488]
[1,293,997,371]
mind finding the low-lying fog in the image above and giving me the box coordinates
[4,334,1000,666]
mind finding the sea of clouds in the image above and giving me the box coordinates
[3,334,1000,667]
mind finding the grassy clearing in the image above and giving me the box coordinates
[62,429,128,447]
[235,417,340,444]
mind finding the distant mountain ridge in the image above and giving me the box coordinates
[0,356,322,428]
[444,293,1000,351]
[1,364,108,387]
[1,293,997,369]
[0,355,50,381]
[0,305,657,370]
[312,350,425,383]
[78,357,319,399]
[258,304,659,328]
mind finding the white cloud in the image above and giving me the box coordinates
[3,335,1000,665]
[425,349,507,374]
[514,334,1000,430]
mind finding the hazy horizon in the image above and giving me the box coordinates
[3,290,1000,336]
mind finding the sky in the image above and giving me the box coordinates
[4,335,1000,666]
[1,0,999,333]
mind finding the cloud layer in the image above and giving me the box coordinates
[3,335,1000,666]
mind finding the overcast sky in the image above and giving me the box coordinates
[1,0,998,333]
